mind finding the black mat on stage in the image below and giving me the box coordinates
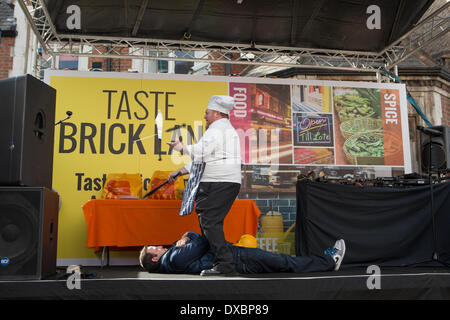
[295,180,450,267]
[1,266,450,300]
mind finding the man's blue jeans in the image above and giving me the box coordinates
[232,246,335,273]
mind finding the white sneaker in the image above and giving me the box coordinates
[324,239,346,271]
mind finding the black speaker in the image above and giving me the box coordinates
[0,187,59,280]
[0,75,56,189]
[420,125,450,173]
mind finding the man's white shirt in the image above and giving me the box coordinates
[184,118,242,184]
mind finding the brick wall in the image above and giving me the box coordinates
[88,46,132,72]
[0,36,14,79]
[210,52,247,76]
[238,191,297,233]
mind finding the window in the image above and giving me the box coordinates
[146,51,169,73]
[59,55,78,70]
[146,50,195,74]
[174,50,194,74]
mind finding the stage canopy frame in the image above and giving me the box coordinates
[17,0,450,79]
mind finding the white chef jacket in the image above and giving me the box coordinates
[183,118,242,184]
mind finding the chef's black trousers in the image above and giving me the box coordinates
[195,182,241,273]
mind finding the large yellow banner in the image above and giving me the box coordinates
[46,71,410,264]
[47,71,227,263]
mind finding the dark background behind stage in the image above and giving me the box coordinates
[295,180,450,267]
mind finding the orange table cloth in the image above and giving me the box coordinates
[82,199,261,248]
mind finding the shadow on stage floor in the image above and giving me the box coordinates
[1,265,450,300]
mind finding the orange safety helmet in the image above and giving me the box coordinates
[233,234,258,248]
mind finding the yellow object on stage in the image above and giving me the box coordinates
[101,173,143,199]
[233,234,258,248]
[147,171,184,200]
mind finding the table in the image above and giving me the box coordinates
[83,199,261,249]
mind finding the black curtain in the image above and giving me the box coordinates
[295,180,450,267]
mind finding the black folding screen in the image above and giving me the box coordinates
[295,180,450,267]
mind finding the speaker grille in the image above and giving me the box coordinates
[421,141,446,172]
[0,187,58,280]
[420,125,450,173]
[0,192,39,277]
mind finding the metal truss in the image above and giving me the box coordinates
[380,1,449,69]
[17,0,60,54]
[18,0,449,76]
[53,34,386,72]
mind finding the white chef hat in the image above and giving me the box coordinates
[206,95,235,115]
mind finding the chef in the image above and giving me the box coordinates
[167,95,242,276]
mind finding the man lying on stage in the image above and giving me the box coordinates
[139,232,346,276]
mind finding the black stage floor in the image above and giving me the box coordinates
[1,265,450,300]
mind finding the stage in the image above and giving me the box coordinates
[2,265,450,300]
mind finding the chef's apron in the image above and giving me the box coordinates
[179,161,206,216]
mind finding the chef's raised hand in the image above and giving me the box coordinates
[167,137,183,152]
